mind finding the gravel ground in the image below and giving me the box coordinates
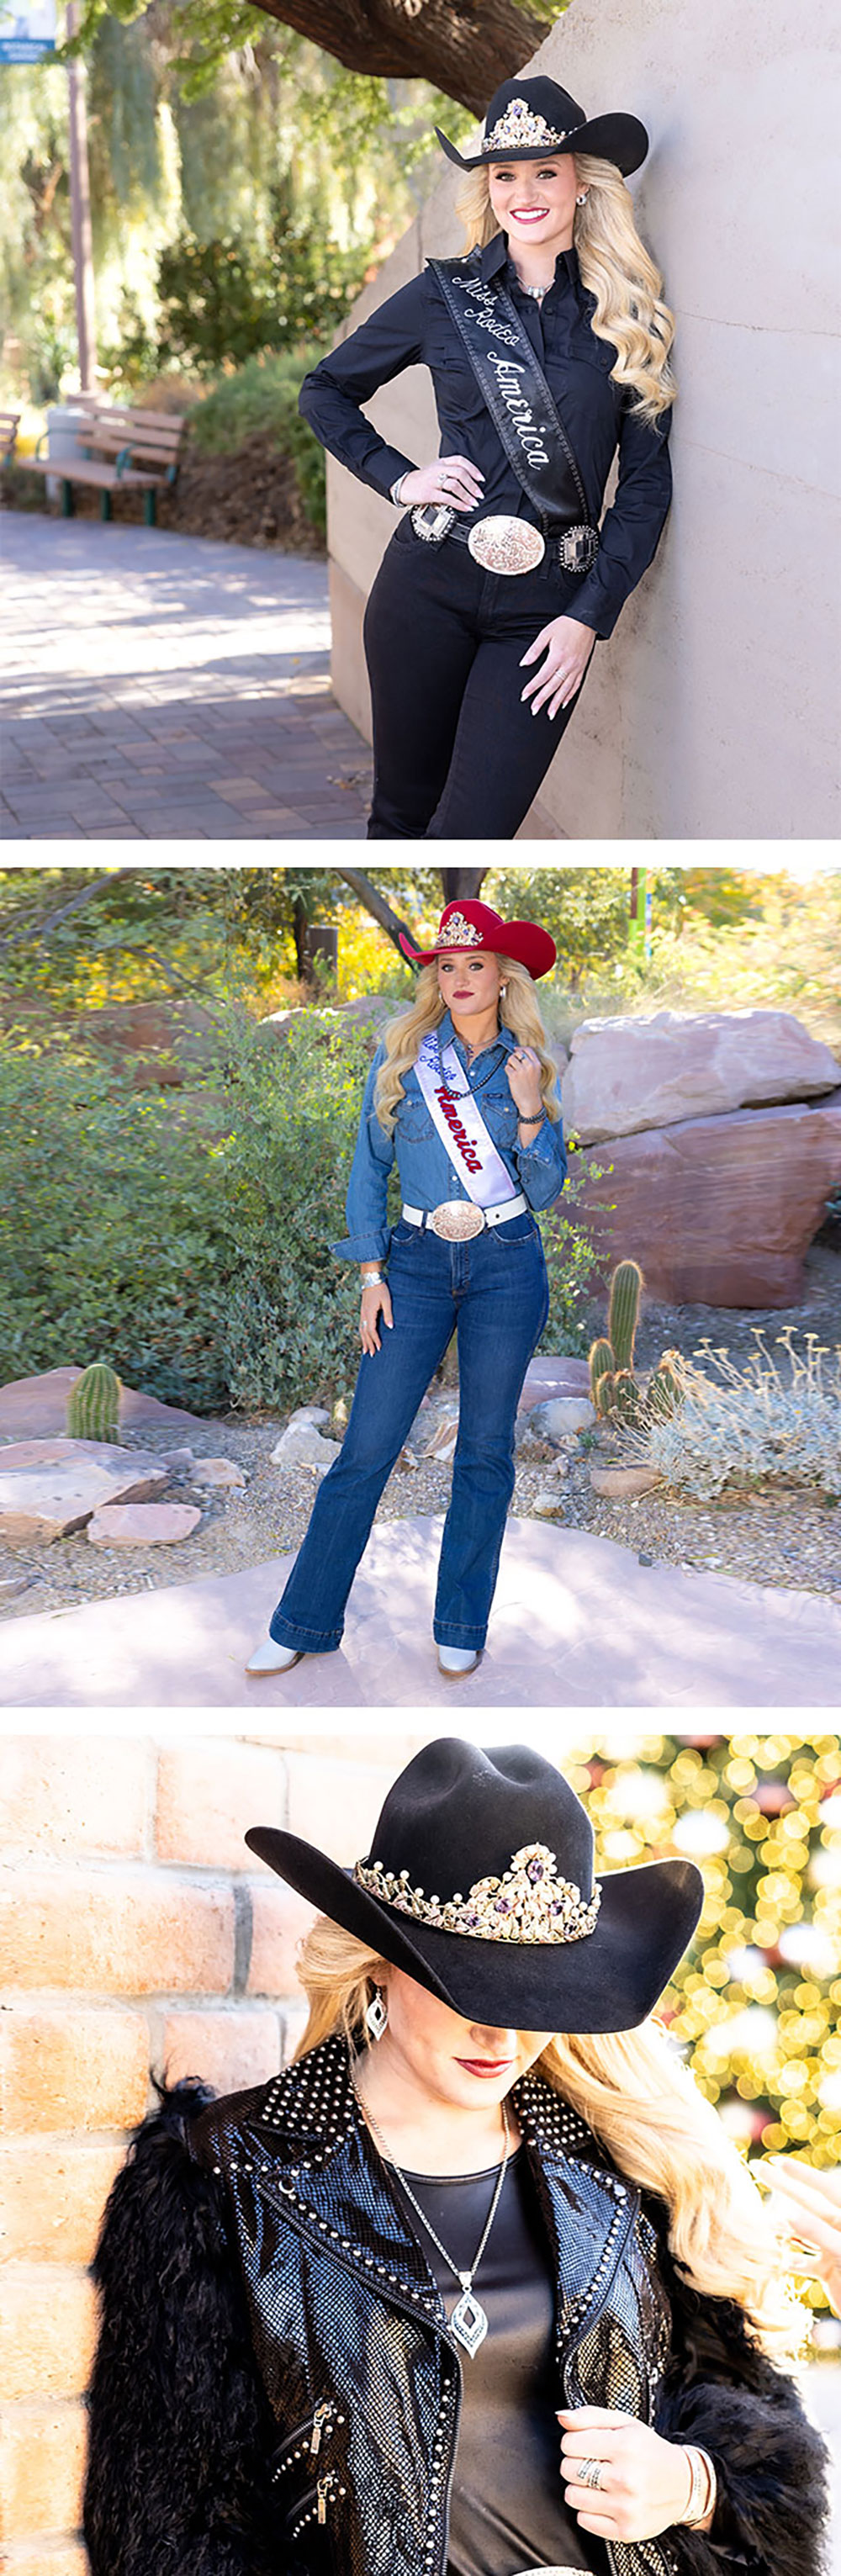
[2,1246,838,1625]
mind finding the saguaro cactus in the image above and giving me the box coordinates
[606,1260,643,1373]
[66,1362,123,1443]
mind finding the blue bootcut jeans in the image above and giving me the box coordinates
[268,1212,549,1655]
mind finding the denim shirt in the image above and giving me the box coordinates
[331,1009,568,1262]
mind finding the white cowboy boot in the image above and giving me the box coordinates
[437,1643,481,1677]
[245,1636,303,1676]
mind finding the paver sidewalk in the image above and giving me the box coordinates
[3,1516,840,1709]
[1,511,372,838]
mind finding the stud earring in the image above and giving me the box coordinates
[576,192,588,205]
[364,1986,389,2044]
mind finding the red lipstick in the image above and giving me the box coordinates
[456,2057,513,2077]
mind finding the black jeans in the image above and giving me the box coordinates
[362,516,595,840]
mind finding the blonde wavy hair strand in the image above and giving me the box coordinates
[454,158,676,426]
[293,1912,809,2365]
[373,957,561,1137]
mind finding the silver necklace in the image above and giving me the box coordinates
[435,1028,499,1099]
[354,2082,510,2357]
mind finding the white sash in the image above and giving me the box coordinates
[415,1035,518,1209]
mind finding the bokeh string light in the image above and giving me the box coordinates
[565,1731,841,2351]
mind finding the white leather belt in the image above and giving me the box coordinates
[402,1193,527,1241]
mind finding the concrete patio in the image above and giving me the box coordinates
[1,512,372,838]
[3,1515,841,1710]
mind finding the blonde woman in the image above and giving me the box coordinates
[246,897,565,1683]
[298,73,675,840]
[84,1740,833,2576]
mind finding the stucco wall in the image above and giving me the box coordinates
[325,0,839,839]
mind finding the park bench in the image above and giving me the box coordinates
[0,411,20,463]
[29,400,187,524]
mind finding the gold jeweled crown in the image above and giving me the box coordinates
[435,911,484,949]
[484,99,568,153]
[352,1842,601,1945]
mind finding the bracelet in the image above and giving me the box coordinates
[389,474,408,505]
[518,1112,544,1129]
[681,2444,717,2527]
[361,1272,386,1289]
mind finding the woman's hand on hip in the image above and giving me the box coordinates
[505,1045,543,1120]
[360,1280,393,1355]
[520,614,595,717]
[399,456,485,513]
[558,2406,699,2542]
[755,2155,841,2315]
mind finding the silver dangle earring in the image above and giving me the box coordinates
[364,1986,389,2044]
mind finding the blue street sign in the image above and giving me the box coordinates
[0,0,56,58]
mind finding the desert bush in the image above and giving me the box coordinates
[537,1150,605,1355]
[0,1040,230,1411]
[214,1005,384,1410]
[626,1330,841,1500]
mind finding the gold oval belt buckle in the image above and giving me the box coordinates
[428,1201,486,1241]
[468,515,545,575]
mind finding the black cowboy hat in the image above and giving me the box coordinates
[246,1739,702,2033]
[436,75,648,182]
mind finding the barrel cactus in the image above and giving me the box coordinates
[606,1260,643,1373]
[66,1362,123,1443]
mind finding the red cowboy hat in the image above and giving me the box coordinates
[399,899,556,982]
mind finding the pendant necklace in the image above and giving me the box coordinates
[354,2083,510,2356]
[435,1028,498,1102]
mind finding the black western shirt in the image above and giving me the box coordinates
[298,230,673,640]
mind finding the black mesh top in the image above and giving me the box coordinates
[390,2147,610,2576]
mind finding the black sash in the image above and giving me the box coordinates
[428,251,599,567]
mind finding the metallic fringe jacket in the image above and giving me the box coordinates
[83,2033,832,2576]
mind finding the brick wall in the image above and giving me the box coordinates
[0,1732,418,2572]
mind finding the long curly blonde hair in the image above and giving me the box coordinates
[293,1913,810,2366]
[454,160,676,426]
[373,957,561,1137]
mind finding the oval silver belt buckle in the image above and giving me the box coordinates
[468,514,546,575]
[429,1200,485,1241]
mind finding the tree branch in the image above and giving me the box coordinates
[335,868,417,960]
[0,869,134,959]
[246,0,553,114]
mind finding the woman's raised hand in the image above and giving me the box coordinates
[756,2156,841,2317]
[505,1045,543,1119]
[360,1279,394,1356]
[399,455,485,513]
[520,613,595,717]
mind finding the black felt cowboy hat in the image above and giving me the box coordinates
[246,1739,703,2032]
[436,75,649,182]
[397,898,557,982]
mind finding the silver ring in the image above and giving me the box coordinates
[579,2458,603,2489]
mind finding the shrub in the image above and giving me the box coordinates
[537,1151,606,1355]
[188,347,328,536]
[214,1004,400,1411]
[0,1040,231,1414]
[626,1330,841,1500]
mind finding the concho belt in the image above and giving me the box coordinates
[428,1199,486,1240]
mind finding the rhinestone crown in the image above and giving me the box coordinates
[353,1841,601,1945]
[435,910,484,949]
[484,99,568,153]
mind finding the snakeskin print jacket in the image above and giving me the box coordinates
[83,2034,831,2576]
